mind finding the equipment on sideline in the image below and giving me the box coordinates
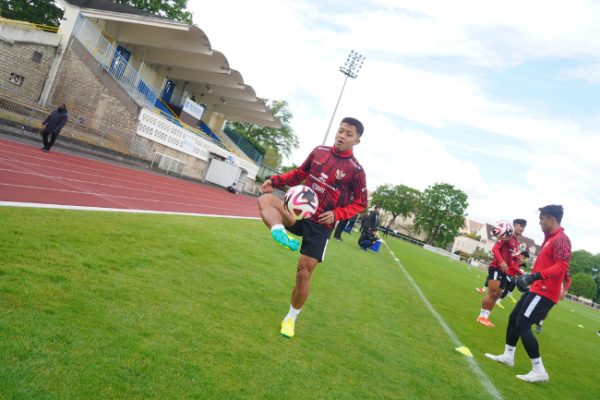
[492,220,514,241]
[283,185,319,220]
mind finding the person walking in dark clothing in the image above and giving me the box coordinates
[383,225,391,238]
[360,206,380,233]
[334,218,349,241]
[358,227,379,251]
[41,104,68,152]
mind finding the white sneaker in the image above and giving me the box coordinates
[516,371,549,383]
[485,353,514,368]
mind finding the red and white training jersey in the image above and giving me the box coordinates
[507,237,522,277]
[270,146,368,228]
[531,227,571,304]
[490,236,519,272]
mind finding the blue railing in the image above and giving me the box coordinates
[72,13,160,110]
[223,126,263,165]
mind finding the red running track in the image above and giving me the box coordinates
[0,138,260,218]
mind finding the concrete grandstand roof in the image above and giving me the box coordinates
[159,66,245,89]
[65,0,172,20]
[128,47,230,74]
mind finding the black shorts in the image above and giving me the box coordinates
[286,219,333,263]
[505,274,517,292]
[488,267,508,290]
[514,291,555,325]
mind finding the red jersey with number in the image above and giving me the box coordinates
[489,236,519,271]
[531,228,571,304]
[270,146,368,228]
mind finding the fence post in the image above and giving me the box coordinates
[68,119,77,138]
[99,125,108,145]
[27,102,38,125]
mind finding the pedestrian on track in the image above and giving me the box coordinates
[41,104,68,153]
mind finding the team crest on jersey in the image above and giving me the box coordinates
[313,161,322,165]
[336,169,346,180]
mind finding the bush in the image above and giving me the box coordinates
[569,273,598,300]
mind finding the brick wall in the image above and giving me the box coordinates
[0,41,56,99]
[49,49,139,135]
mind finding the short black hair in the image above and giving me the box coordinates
[520,250,530,258]
[371,227,378,232]
[539,204,564,224]
[513,219,527,226]
[232,183,236,186]
[374,205,380,210]
[341,117,364,136]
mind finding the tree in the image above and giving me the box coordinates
[414,183,469,246]
[227,99,299,159]
[569,273,598,300]
[261,146,283,170]
[471,248,490,262]
[0,0,63,27]
[370,184,421,225]
[113,0,193,24]
[595,275,600,303]
[280,163,299,174]
[568,250,597,276]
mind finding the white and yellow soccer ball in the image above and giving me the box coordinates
[492,220,514,241]
[283,185,319,220]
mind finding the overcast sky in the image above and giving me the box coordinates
[191,0,600,252]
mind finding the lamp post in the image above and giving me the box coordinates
[322,50,365,146]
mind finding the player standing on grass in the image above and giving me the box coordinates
[477,219,526,327]
[485,205,571,383]
[257,118,368,338]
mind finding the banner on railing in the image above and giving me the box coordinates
[183,98,205,120]
[136,109,258,179]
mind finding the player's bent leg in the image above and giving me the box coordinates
[258,194,300,251]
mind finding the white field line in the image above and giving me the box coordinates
[0,201,261,220]
[383,242,503,400]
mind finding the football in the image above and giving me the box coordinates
[283,185,319,220]
[492,220,514,241]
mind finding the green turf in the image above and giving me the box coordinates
[385,238,600,400]
[0,208,598,399]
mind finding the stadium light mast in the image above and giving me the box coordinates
[322,50,365,146]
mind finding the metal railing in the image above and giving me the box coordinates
[72,13,159,110]
[0,16,59,33]
[0,84,152,158]
[223,126,263,164]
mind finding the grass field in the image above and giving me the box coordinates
[0,208,599,399]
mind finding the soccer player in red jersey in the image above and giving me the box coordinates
[477,219,526,327]
[535,272,570,334]
[257,118,368,338]
[485,205,571,383]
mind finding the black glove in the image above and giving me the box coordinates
[516,271,542,292]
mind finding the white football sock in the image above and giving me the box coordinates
[271,224,285,232]
[484,309,491,318]
[531,357,546,373]
[496,298,502,304]
[503,344,516,361]
[508,291,513,297]
[482,287,487,293]
[479,309,487,318]
[539,319,545,326]
[285,305,301,322]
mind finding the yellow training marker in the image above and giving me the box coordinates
[455,347,473,357]
[395,258,399,261]
[578,325,584,328]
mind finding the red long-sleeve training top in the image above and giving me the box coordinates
[531,227,572,303]
[270,146,368,228]
[490,236,519,271]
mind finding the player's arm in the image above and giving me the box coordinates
[564,274,571,291]
[517,237,571,291]
[330,168,368,223]
[260,151,312,193]
[491,241,508,272]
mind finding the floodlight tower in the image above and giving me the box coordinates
[322,50,366,146]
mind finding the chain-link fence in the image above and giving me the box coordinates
[0,84,152,158]
[150,153,186,177]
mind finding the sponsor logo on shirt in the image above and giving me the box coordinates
[312,183,325,193]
